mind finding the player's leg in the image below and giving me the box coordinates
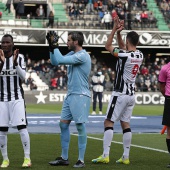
[0,127,9,168]
[98,92,103,115]
[17,125,31,168]
[0,102,10,168]
[71,94,90,168]
[103,120,114,159]
[116,121,131,165]
[60,121,70,161]
[74,123,86,167]
[92,91,97,115]
[116,95,135,165]
[92,93,120,164]
[49,97,71,166]
[162,96,170,168]
[10,99,31,168]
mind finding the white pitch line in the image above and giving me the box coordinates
[71,134,168,153]
[27,116,147,120]
[27,116,61,119]
[89,116,147,119]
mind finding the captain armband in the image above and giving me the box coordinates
[112,48,120,57]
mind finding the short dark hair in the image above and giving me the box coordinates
[2,34,13,42]
[126,31,139,46]
[68,31,84,46]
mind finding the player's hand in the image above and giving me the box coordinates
[117,19,124,33]
[46,31,59,52]
[0,49,5,63]
[113,16,119,30]
[13,49,19,66]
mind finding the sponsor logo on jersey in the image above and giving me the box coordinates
[0,69,17,76]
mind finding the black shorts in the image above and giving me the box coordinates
[162,96,170,126]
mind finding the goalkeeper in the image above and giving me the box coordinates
[46,31,91,168]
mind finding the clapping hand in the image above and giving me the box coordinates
[13,49,19,66]
[46,31,59,52]
[0,49,5,63]
[114,16,124,32]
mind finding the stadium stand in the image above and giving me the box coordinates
[147,0,169,31]
[23,72,49,91]
[0,0,169,30]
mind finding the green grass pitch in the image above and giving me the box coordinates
[3,133,168,170]
[26,103,164,116]
[2,103,165,169]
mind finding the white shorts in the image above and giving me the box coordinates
[0,99,27,127]
[105,91,135,123]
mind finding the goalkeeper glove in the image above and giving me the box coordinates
[46,31,59,52]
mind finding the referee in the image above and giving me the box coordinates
[158,57,170,168]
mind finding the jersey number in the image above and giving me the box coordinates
[132,64,139,78]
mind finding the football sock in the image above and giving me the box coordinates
[76,123,86,162]
[122,128,132,159]
[166,138,170,153]
[103,127,113,157]
[59,122,70,160]
[0,131,8,160]
[19,128,30,159]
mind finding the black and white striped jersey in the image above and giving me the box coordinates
[0,54,26,101]
[113,48,143,95]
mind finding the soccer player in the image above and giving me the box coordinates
[0,34,31,168]
[92,16,143,164]
[158,58,170,168]
[46,31,91,168]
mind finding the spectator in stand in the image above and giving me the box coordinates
[26,75,37,91]
[116,2,123,16]
[102,11,112,29]
[47,11,54,28]
[57,75,67,90]
[150,71,158,91]
[98,9,104,23]
[107,0,114,12]
[32,62,42,74]
[68,3,74,19]
[148,11,157,27]
[111,9,117,28]
[118,10,125,20]
[50,77,58,90]
[140,10,149,28]
[134,12,141,27]
[144,75,151,91]
[115,0,123,10]
[141,0,147,10]
[91,67,105,115]
[4,0,11,14]
[94,0,103,12]
[126,10,132,30]
[160,0,169,16]
[81,0,88,7]
[77,3,84,19]
[139,82,148,92]
[16,0,25,19]
[102,0,108,11]
[141,66,149,75]
[27,66,34,73]
[42,65,50,75]
[0,11,2,18]
[36,5,45,19]
[87,0,94,14]
[123,0,129,12]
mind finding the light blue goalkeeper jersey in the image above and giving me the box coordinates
[50,49,91,97]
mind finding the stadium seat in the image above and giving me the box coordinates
[1,20,8,25]
[8,20,15,26]
[15,20,23,26]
